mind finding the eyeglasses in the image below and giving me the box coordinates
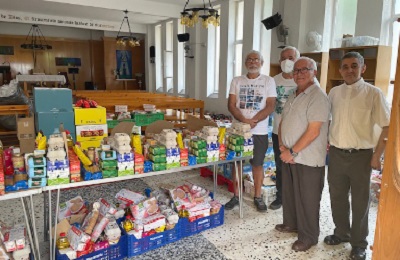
[293,67,313,75]
[246,58,260,63]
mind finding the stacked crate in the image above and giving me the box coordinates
[27,156,47,188]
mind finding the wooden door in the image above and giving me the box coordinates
[372,43,400,259]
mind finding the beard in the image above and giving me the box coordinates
[247,67,260,74]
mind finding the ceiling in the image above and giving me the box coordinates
[0,0,218,25]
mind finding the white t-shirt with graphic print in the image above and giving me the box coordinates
[272,73,297,134]
[229,74,277,135]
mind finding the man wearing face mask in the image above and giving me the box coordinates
[226,50,277,212]
[269,46,300,210]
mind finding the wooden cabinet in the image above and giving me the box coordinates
[269,51,329,91]
[327,45,392,94]
[301,52,329,91]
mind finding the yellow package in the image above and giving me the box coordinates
[218,127,226,144]
[36,131,47,150]
[176,132,184,149]
[132,134,142,154]
[73,144,92,166]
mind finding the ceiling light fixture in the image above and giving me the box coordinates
[180,0,220,29]
[20,24,52,50]
[116,10,141,47]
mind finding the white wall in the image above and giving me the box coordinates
[0,21,104,40]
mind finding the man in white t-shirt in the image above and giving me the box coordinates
[225,50,277,212]
[269,46,299,210]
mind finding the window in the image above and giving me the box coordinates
[155,24,163,92]
[233,1,244,77]
[207,6,221,97]
[164,21,174,93]
[331,0,358,48]
[177,23,186,95]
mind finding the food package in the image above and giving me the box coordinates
[166,156,180,164]
[58,247,77,260]
[130,197,159,220]
[67,226,91,251]
[0,225,26,252]
[93,240,109,252]
[132,134,142,155]
[136,213,166,232]
[169,185,196,211]
[232,122,251,132]
[115,189,146,206]
[218,127,226,144]
[28,177,47,188]
[161,129,177,139]
[166,147,180,157]
[134,153,145,164]
[104,222,121,243]
[202,126,219,136]
[100,150,117,161]
[35,131,47,150]
[210,200,222,214]
[134,165,144,174]
[236,131,252,139]
[81,202,100,235]
[148,154,166,163]
[98,198,117,217]
[91,217,110,242]
[149,145,166,156]
[190,139,206,149]
[190,184,210,203]
[27,156,46,168]
[244,137,254,146]
[100,160,117,169]
[176,132,184,149]
[117,152,134,162]
[187,202,211,218]
[153,163,166,172]
[180,149,188,159]
[58,196,86,222]
[206,142,220,151]
[160,208,179,224]
[12,245,30,260]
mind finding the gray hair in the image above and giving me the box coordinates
[295,56,317,71]
[341,51,364,66]
[245,50,264,63]
[280,46,300,60]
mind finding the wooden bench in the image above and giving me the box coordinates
[73,91,205,128]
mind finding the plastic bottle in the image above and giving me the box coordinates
[56,232,70,249]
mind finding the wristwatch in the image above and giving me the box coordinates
[290,148,298,157]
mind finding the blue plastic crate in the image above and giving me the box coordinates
[125,221,182,258]
[56,235,127,260]
[181,205,224,238]
[210,206,225,227]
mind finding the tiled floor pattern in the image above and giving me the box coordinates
[0,168,377,260]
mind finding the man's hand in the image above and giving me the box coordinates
[371,153,382,170]
[280,149,295,164]
[246,118,258,128]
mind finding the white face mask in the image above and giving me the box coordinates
[280,59,295,74]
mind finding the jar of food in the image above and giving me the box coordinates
[87,147,96,162]
[11,153,25,171]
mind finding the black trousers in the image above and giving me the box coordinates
[272,133,282,201]
[328,146,373,249]
[282,163,325,245]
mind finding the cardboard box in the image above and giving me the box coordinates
[20,139,35,154]
[33,88,73,113]
[17,118,35,140]
[74,106,107,125]
[186,116,218,131]
[17,117,36,154]
[35,112,75,139]
[76,124,108,142]
[79,140,102,150]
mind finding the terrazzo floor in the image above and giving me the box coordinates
[0,168,378,260]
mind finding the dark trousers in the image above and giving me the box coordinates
[272,133,282,201]
[282,163,325,245]
[328,146,373,249]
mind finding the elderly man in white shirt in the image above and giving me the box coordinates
[324,52,390,260]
